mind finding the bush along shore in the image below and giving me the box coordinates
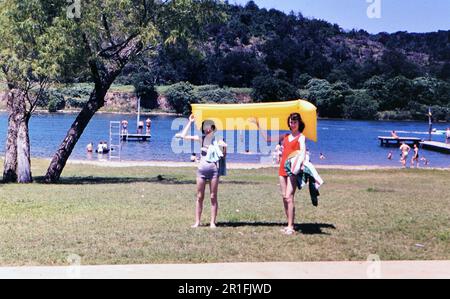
[1,81,448,122]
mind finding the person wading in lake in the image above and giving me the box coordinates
[399,142,411,168]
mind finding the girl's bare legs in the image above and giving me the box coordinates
[279,176,289,219]
[285,175,298,230]
[209,177,219,228]
[192,177,207,228]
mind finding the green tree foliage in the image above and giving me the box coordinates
[195,85,238,104]
[45,0,226,182]
[0,0,74,183]
[251,75,297,102]
[300,79,351,118]
[343,90,379,120]
[107,1,448,120]
[166,82,196,115]
[133,73,159,109]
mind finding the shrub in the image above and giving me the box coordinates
[165,82,195,115]
[48,97,66,112]
[251,75,297,102]
[133,73,159,109]
[195,87,238,104]
[66,97,88,108]
[342,90,379,119]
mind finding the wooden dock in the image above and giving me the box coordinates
[420,141,450,154]
[121,134,151,141]
[378,136,422,147]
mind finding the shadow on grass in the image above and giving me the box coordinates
[217,222,336,235]
[33,176,261,186]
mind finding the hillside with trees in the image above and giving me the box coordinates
[2,1,449,121]
[113,1,449,121]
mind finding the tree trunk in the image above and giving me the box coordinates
[3,90,19,183]
[44,89,108,183]
[44,36,144,183]
[16,101,32,183]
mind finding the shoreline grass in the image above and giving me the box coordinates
[0,160,449,266]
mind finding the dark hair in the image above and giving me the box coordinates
[201,120,216,135]
[288,113,305,132]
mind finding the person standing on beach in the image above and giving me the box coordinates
[411,144,420,168]
[399,142,411,168]
[253,113,306,235]
[446,127,450,144]
[176,115,227,228]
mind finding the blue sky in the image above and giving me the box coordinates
[231,0,450,34]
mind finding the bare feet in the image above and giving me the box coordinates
[191,223,200,228]
[210,223,217,229]
[282,227,296,235]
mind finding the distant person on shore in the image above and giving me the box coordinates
[446,127,450,144]
[399,142,411,168]
[146,117,152,135]
[121,120,128,135]
[411,144,420,168]
[387,151,393,160]
[391,130,399,139]
[272,144,283,165]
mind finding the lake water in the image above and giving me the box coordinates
[0,112,448,167]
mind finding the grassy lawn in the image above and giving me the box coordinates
[0,160,449,266]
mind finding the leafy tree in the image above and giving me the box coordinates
[251,75,297,102]
[379,50,420,79]
[0,0,73,183]
[294,73,312,89]
[195,85,238,104]
[382,76,413,110]
[302,79,351,118]
[343,90,379,119]
[45,0,225,182]
[166,82,196,115]
[133,73,159,109]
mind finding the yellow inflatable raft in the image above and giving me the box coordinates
[191,99,317,142]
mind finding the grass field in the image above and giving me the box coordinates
[0,160,449,266]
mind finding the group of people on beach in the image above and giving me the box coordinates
[176,113,323,235]
[389,130,428,168]
[397,143,422,168]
